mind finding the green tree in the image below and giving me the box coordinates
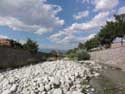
[78,43,86,49]
[23,39,38,54]
[114,14,125,45]
[84,37,100,50]
[98,21,116,48]
[10,40,23,49]
[50,50,57,56]
[97,14,125,47]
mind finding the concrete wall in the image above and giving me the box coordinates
[0,47,38,68]
[90,47,125,69]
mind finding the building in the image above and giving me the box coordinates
[0,38,12,47]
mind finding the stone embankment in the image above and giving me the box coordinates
[0,60,101,94]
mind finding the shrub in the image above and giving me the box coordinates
[76,49,90,60]
[47,57,57,61]
[66,49,90,61]
[66,53,78,60]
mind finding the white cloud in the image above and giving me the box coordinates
[0,16,38,31]
[68,11,109,32]
[49,33,85,50]
[39,43,77,50]
[49,11,109,46]
[94,0,119,11]
[19,40,26,44]
[82,0,90,3]
[118,6,125,14]
[49,31,66,43]
[35,28,50,35]
[73,10,89,20]
[49,33,97,50]
[0,34,8,39]
[0,0,64,35]
[76,33,96,43]
[86,33,96,40]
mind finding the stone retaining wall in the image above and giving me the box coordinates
[90,47,125,70]
[0,47,38,68]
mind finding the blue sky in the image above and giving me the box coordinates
[0,0,125,50]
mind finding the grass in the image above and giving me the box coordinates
[81,77,91,94]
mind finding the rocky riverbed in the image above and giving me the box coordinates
[0,60,101,94]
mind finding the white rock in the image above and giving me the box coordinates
[94,73,100,77]
[2,90,11,94]
[52,77,60,86]
[91,88,95,92]
[0,60,100,94]
[2,79,9,88]
[72,91,83,94]
[10,84,17,92]
[2,84,17,94]
[45,84,51,91]
[53,88,62,94]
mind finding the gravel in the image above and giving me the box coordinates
[0,60,101,94]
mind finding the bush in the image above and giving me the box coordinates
[47,57,57,61]
[66,49,90,61]
[66,53,78,60]
[76,49,90,60]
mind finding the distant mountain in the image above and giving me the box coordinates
[39,48,52,53]
[39,48,67,53]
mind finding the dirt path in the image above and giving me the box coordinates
[90,64,125,94]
